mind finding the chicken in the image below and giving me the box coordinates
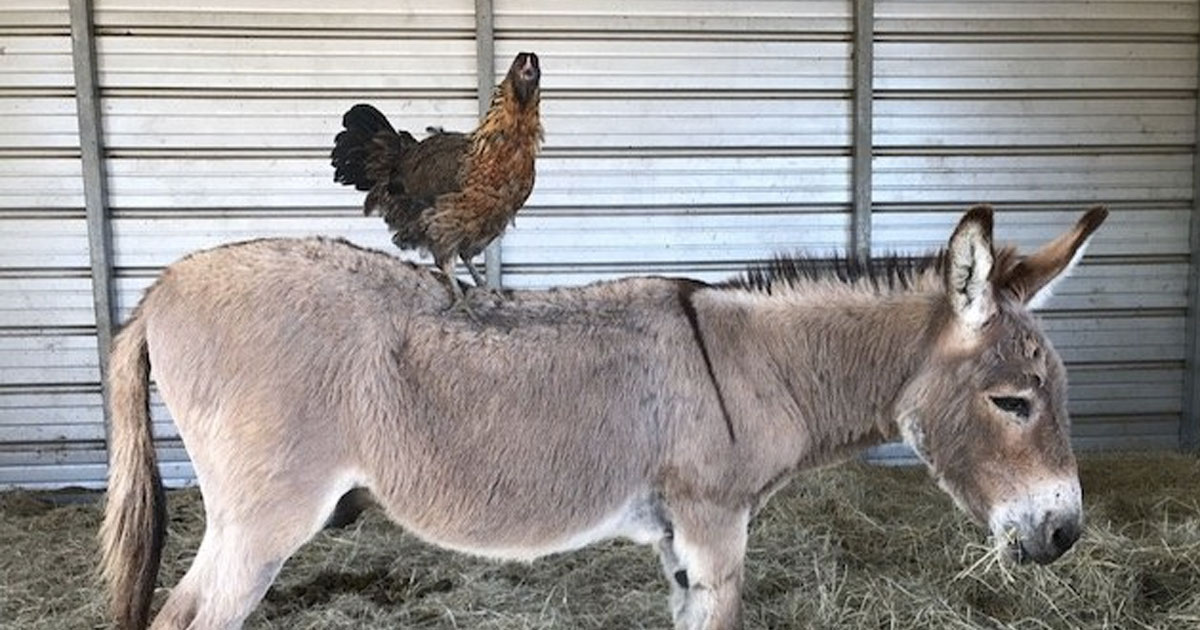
[331,52,543,312]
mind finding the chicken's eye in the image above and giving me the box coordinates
[990,396,1031,421]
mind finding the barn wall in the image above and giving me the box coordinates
[0,0,1195,487]
[493,1,855,287]
[871,0,1196,454]
[0,0,106,488]
[102,0,479,487]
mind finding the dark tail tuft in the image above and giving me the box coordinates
[332,104,414,191]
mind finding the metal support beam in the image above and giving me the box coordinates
[1182,27,1200,451]
[476,0,502,288]
[851,0,874,258]
[69,0,117,441]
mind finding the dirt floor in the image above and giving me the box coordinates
[2,453,1198,630]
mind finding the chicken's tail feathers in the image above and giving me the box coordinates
[343,103,393,136]
[332,103,415,192]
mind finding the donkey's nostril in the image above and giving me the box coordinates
[1050,521,1081,555]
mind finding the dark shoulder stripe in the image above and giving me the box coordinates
[674,278,737,443]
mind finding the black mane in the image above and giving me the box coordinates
[721,251,946,294]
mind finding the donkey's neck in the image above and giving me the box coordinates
[696,287,940,479]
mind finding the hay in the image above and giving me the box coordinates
[1,453,1197,629]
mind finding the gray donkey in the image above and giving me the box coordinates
[101,205,1106,629]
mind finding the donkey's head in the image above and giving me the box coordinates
[896,205,1107,564]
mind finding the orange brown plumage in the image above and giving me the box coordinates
[332,52,543,307]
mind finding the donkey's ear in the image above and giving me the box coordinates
[1000,206,1108,309]
[945,205,996,330]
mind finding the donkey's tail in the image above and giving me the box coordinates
[99,312,166,630]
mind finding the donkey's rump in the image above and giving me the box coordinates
[138,237,710,553]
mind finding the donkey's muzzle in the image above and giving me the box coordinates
[1015,512,1082,565]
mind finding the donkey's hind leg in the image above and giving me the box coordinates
[151,524,292,630]
[150,477,354,630]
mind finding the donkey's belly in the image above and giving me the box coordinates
[390,490,669,563]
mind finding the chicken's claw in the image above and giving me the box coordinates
[445,295,481,324]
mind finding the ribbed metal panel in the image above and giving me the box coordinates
[544,99,851,149]
[83,0,478,488]
[0,0,104,488]
[876,42,1195,91]
[96,37,476,91]
[872,0,1197,454]
[875,1,1195,35]
[876,98,1195,147]
[3,0,1197,486]
[102,98,479,150]
[493,1,852,34]
[92,0,473,31]
[494,1,855,289]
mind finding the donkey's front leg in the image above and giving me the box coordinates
[658,505,750,630]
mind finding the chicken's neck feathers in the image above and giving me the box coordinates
[472,82,543,161]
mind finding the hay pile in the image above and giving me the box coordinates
[1,453,1197,629]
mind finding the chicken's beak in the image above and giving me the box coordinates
[517,52,540,84]
[510,52,540,105]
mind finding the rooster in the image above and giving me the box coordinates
[332,52,542,312]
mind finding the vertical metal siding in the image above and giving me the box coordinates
[873,0,1198,452]
[0,0,105,488]
[493,0,855,287]
[3,0,1197,487]
[78,0,475,488]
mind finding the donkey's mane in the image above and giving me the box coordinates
[720,251,949,294]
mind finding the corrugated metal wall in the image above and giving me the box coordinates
[872,0,1196,452]
[0,0,103,488]
[99,0,480,487]
[0,0,1195,487]
[496,1,854,287]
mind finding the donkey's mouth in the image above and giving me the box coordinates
[1005,518,1082,565]
[1009,539,1035,565]
[998,529,1029,564]
[989,478,1084,566]
[1011,540,1057,566]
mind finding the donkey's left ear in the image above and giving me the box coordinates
[1000,206,1108,309]
[945,204,997,330]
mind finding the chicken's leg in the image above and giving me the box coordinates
[437,256,478,322]
[460,253,487,287]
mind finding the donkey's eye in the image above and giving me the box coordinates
[990,396,1031,420]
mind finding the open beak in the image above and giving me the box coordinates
[518,52,540,83]
[509,52,540,104]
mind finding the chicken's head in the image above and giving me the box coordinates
[507,52,541,106]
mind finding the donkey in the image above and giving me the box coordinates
[101,205,1105,630]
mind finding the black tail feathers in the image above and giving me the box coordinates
[332,104,414,191]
